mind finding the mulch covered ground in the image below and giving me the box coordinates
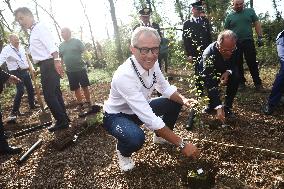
[0,68,283,189]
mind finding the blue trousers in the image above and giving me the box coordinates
[10,69,35,112]
[0,110,9,147]
[268,35,284,107]
[103,97,182,157]
[39,59,68,123]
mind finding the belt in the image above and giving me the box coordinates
[38,58,53,65]
[11,68,29,72]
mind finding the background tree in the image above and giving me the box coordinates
[108,0,124,64]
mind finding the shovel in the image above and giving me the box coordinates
[26,53,52,124]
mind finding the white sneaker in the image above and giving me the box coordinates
[116,149,135,172]
[153,134,170,144]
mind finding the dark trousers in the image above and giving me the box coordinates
[39,59,68,123]
[0,111,9,147]
[10,69,35,113]
[237,39,262,85]
[103,97,182,157]
[268,37,284,106]
[206,68,239,109]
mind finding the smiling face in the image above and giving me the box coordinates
[130,32,160,71]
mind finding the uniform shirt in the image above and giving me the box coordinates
[0,44,29,71]
[29,22,58,63]
[103,55,177,131]
[200,42,238,108]
[59,38,86,72]
[182,16,212,58]
[133,22,162,37]
[224,8,259,41]
[276,30,284,64]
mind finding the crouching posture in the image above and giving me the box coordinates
[103,27,200,172]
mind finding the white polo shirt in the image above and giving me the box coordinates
[29,22,58,63]
[103,55,177,131]
[0,44,29,71]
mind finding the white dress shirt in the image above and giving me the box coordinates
[29,22,58,63]
[0,44,29,71]
[103,55,177,131]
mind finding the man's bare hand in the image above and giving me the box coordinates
[54,60,64,78]
[220,71,230,85]
[181,143,200,159]
[216,107,225,122]
[183,98,198,108]
[8,75,21,84]
[188,56,193,63]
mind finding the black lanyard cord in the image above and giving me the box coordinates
[130,58,156,89]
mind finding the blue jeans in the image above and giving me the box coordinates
[268,35,284,107]
[103,97,182,157]
[10,70,35,112]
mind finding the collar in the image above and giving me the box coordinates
[130,55,155,76]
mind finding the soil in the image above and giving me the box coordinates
[0,69,283,189]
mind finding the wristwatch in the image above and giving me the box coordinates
[178,139,186,150]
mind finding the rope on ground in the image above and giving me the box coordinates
[186,138,284,156]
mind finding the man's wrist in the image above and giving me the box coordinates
[178,138,187,150]
[54,57,61,61]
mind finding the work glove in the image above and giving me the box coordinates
[257,36,264,47]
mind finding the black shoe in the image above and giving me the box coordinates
[224,106,236,118]
[255,84,264,92]
[48,121,69,132]
[262,104,274,115]
[238,83,246,91]
[0,145,22,155]
[186,109,195,131]
[202,106,215,114]
[30,104,40,110]
[12,111,25,116]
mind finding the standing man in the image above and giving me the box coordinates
[0,34,37,119]
[0,68,22,155]
[103,27,200,172]
[14,7,69,132]
[59,27,92,112]
[262,30,284,115]
[224,0,263,91]
[182,1,212,95]
[200,30,239,122]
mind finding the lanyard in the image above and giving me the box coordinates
[130,58,156,89]
[10,45,24,69]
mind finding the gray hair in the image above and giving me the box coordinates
[131,26,161,47]
[217,30,237,45]
[14,7,33,17]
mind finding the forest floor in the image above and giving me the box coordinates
[0,66,283,189]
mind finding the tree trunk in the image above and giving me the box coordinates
[108,0,124,63]
[79,0,98,60]
[49,0,62,42]
[249,0,253,8]
[175,0,185,24]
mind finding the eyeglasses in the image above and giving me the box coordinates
[218,44,237,53]
[134,46,160,55]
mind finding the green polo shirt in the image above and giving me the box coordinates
[224,8,259,41]
[59,38,86,72]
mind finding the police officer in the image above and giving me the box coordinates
[182,0,212,95]
[263,30,284,115]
